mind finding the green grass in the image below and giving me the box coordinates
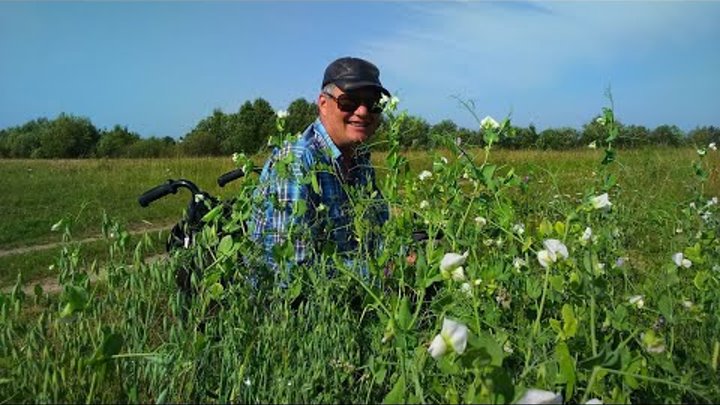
[1,148,717,286]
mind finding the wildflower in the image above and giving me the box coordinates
[379,93,400,109]
[419,200,430,210]
[513,257,526,270]
[642,330,666,354]
[590,193,612,210]
[588,141,597,149]
[455,136,463,146]
[451,267,466,281]
[495,287,511,309]
[418,170,433,181]
[276,110,288,119]
[440,156,449,164]
[475,216,487,226]
[689,202,697,209]
[585,399,603,405]
[615,257,627,267]
[682,300,694,309]
[596,116,606,126]
[512,223,525,235]
[537,239,569,269]
[581,227,593,242]
[672,252,692,268]
[515,388,563,404]
[232,152,240,163]
[427,318,469,359]
[707,197,718,206]
[244,377,251,386]
[628,295,645,309]
[460,282,472,297]
[481,115,500,130]
[503,340,514,354]
[440,251,469,280]
[709,142,717,151]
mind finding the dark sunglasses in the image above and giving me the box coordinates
[323,91,383,114]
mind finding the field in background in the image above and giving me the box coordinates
[0,148,717,285]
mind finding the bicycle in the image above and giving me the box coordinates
[138,167,261,298]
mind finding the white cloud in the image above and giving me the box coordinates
[363,1,720,129]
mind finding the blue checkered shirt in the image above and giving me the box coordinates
[249,119,389,271]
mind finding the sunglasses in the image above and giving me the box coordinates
[323,91,383,114]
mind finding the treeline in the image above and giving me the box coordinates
[1,97,718,159]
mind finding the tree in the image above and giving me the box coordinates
[96,125,141,157]
[428,119,459,149]
[36,113,99,158]
[650,124,684,147]
[224,98,277,155]
[285,98,317,136]
[537,127,580,150]
[180,130,222,156]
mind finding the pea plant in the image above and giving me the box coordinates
[0,97,718,404]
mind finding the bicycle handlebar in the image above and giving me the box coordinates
[217,167,261,187]
[138,179,201,207]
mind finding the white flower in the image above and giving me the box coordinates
[427,318,469,359]
[474,216,487,226]
[672,252,692,268]
[581,227,593,242]
[590,193,612,210]
[276,110,288,119]
[440,251,469,273]
[709,142,717,151]
[451,266,466,281]
[544,239,569,259]
[588,141,597,149]
[419,200,430,210]
[503,340,514,354]
[460,282,472,297]
[440,156,449,164]
[244,377,251,386]
[697,148,707,156]
[585,399,603,405]
[480,115,500,130]
[682,300,694,309]
[513,257,526,270]
[689,202,697,209]
[379,93,400,109]
[440,251,469,280]
[628,295,645,309]
[596,116,606,126]
[512,223,525,235]
[708,197,718,206]
[537,250,554,269]
[232,152,240,163]
[537,239,568,269]
[418,170,433,181]
[515,388,563,404]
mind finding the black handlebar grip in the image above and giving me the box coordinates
[217,168,246,188]
[138,181,177,207]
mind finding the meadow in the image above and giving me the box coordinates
[0,107,719,403]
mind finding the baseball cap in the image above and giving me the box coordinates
[322,57,390,95]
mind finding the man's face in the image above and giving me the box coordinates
[318,86,382,153]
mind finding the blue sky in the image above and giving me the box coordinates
[1,1,719,139]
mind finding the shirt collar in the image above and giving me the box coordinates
[312,119,342,161]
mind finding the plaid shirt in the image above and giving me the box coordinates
[249,119,388,269]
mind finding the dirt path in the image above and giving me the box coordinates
[0,224,172,295]
[0,225,170,258]
[1,253,168,295]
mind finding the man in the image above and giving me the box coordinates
[249,57,390,276]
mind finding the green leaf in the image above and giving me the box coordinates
[561,304,578,339]
[217,235,236,258]
[201,204,223,223]
[383,373,406,404]
[396,297,412,331]
[555,341,575,399]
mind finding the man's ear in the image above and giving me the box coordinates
[317,94,328,116]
